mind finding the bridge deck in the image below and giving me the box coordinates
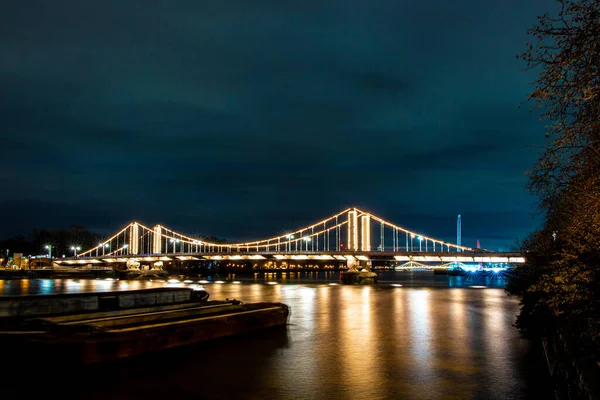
[56,251,526,264]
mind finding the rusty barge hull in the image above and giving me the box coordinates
[24,302,288,363]
[0,289,289,364]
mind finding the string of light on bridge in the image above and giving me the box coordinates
[78,207,479,257]
[354,208,475,252]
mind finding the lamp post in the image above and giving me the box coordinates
[71,246,81,257]
[285,235,294,252]
[170,239,180,253]
[45,245,52,259]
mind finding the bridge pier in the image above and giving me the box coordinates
[344,255,371,271]
[348,210,358,251]
[361,215,371,251]
[129,223,139,255]
[153,225,162,254]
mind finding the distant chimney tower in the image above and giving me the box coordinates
[476,239,480,249]
[457,214,462,252]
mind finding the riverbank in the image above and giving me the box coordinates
[542,330,600,399]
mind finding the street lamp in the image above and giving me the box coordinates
[304,236,310,251]
[123,244,128,255]
[45,245,52,259]
[417,236,423,252]
[70,246,81,257]
[285,235,294,252]
[170,239,179,253]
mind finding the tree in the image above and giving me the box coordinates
[1,226,102,259]
[522,0,600,216]
[513,0,600,361]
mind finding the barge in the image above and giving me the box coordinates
[0,287,289,364]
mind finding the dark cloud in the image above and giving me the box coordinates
[0,0,555,249]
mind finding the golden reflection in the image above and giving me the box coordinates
[93,279,114,291]
[447,290,474,371]
[317,286,330,331]
[361,286,371,325]
[448,289,472,362]
[251,283,262,297]
[130,280,142,290]
[434,290,478,398]
[20,279,30,294]
[392,286,405,334]
[409,289,431,375]
[298,287,316,328]
[390,287,416,396]
[208,282,225,299]
[338,286,383,397]
[483,289,511,398]
[269,283,282,298]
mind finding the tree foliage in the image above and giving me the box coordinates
[0,226,102,259]
[511,0,600,362]
[523,0,600,214]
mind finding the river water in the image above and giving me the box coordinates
[2,271,553,399]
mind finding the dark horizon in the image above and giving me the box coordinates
[1,1,554,251]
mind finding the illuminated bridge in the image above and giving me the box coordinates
[56,208,525,269]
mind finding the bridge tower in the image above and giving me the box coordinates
[348,209,358,250]
[129,223,139,255]
[457,214,462,252]
[361,214,371,251]
[153,225,162,254]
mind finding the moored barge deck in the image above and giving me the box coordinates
[0,287,289,363]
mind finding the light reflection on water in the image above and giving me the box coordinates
[0,271,508,296]
[2,273,552,400]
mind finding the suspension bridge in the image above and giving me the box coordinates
[54,208,525,270]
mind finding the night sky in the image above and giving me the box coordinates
[1,1,554,250]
